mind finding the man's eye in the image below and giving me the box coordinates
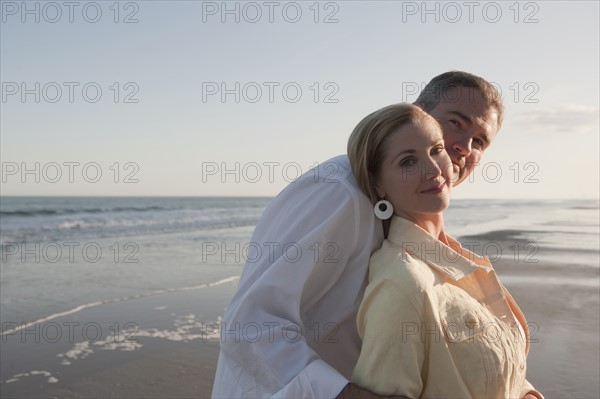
[448,119,461,128]
[473,138,485,148]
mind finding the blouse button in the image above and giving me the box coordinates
[465,315,479,328]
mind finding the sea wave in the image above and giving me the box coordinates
[1,206,168,217]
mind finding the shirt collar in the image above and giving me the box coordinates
[386,216,492,281]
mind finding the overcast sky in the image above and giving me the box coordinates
[2,0,599,199]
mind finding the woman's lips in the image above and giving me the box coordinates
[420,181,446,194]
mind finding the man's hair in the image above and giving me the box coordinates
[347,103,440,206]
[415,71,504,129]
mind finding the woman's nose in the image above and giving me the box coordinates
[423,157,442,180]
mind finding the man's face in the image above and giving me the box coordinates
[426,87,500,186]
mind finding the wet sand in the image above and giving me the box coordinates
[494,262,600,398]
[1,254,599,398]
[1,277,238,398]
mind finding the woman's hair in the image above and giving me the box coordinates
[347,103,439,205]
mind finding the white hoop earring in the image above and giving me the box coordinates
[374,199,393,220]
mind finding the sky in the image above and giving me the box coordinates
[1,0,599,199]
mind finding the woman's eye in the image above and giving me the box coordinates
[431,146,444,155]
[473,138,484,148]
[400,158,417,167]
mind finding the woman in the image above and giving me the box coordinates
[347,103,543,399]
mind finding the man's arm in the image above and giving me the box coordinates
[337,383,410,399]
[520,380,544,399]
[216,159,374,398]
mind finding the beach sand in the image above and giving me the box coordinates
[1,278,237,398]
[495,262,600,398]
[43,341,221,398]
[2,251,599,398]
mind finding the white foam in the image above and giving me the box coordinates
[1,275,240,336]
[57,341,93,362]
[2,370,58,385]
[53,313,221,366]
[93,334,143,351]
[30,370,52,376]
[57,220,85,230]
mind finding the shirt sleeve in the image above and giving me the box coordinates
[352,278,425,398]
[217,165,361,398]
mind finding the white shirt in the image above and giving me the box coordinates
[212,155,384,398]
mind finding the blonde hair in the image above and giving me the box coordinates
[347,103,439,205]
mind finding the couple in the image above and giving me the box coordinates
[212,71,543,399]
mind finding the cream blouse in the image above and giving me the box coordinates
[352,216,543,399]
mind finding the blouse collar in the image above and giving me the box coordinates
[386,215,493,281]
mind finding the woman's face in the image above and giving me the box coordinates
[375,118,455,219]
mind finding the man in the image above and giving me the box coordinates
[212,71,533,398]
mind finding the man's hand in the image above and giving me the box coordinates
[336,383,409,399]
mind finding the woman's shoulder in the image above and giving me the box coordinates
[368,239,436,296]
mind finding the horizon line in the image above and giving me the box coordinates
[1,195,599,201]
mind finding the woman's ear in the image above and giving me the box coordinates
[369,171,385,199]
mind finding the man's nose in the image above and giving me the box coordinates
[453,135,472,157]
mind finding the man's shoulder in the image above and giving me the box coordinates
[254,154,374,238]
[300,154,355,186]
[274,154,362,200]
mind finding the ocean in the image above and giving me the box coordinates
[0,196,271,327]
[1,196,598,328]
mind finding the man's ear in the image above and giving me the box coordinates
[413,101,426,111]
